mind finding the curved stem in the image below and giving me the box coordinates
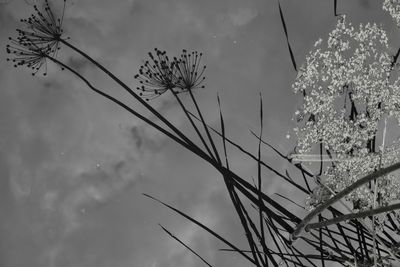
[290,161,400,242]
[49,56,298,233]
[59,38,208,163]
[46,56,214,165]
[306,202,400,231]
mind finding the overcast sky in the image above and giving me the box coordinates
[0,0,398,267]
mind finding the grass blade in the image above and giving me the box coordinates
[217,94,229,168]
[257,93,267,264]
[143,193,258,265]
[334,0,339,16]
[159,224,214,267]
[278,0,297,71]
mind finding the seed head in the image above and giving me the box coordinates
[134,49,207,101]
[17,0,66,51]
[6,36,50,76]
[6,0,67,75]
[174,49,206,91]
[134,48,179,101]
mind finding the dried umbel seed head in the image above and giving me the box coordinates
[17,0,66,51]
[134,48,178,101]
[174,49,206,91]
[134,49,207,101]
[6,37,50,76]
[6,0,67,75]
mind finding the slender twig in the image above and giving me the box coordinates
[290,161,400,242]
[306,202,400,231]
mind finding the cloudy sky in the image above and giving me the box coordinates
[0,0,398,266]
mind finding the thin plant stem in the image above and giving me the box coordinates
[319,182,399,261]
[290,161,400,242]
[170,90,217,162]
[59,38,208,161]
[306,202,400,231]
[373,117,388,266]
[187,88,221,165]
[158,224,214,267]
[45,56,193,154]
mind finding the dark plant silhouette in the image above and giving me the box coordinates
[7,1,400,267]
[134,48,177,100]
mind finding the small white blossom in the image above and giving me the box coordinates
[383,0,400,27]
[292,15,400,217]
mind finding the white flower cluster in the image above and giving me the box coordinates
[293,15,400,212]
[383,0,400,27]
[325,145,400,210]
[293,16,395,155]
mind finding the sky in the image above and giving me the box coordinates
[0,0,398,267]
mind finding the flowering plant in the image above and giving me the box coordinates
[8,0,400,266]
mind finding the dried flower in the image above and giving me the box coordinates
[6,0,66,75]
[6,37,50,75]
[16,0,65,52]
[173,49,206,91]
[134,49,206,101]
[134,48,177,101]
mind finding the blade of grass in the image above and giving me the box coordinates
[229,178,295,233]
[45,57,199,157]
[143,193,257,265]
[221,166,301,223]
[159,224,214,267]
[324,225,347,260]
[278,0,297,71]
[318,215,326,267]
[249,131,315,178]
[334,0,339,16]
[239,197,278,266]
[274,193,305,210]
[391,47,400,69]
[188,112,301,191]
[355,221,365,261]
[257,93,267,264]
[217,94,229,168]
[266,211,314,266]
[225,179,263,266]
[249,130,290,162]
[59,39,209,166]
[265,218,292,267]
[220,248,343,266]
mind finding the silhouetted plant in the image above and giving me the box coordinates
[133,48,206,101]
[7,1,400,267]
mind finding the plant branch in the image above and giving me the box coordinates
[290,161,400,242]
